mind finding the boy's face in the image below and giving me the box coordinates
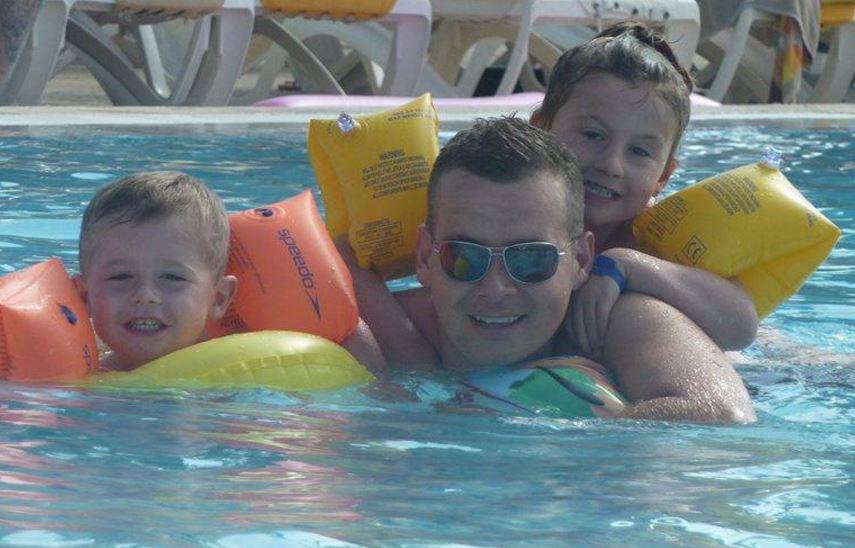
[78,214,235,371]
[534,72,677,230]
[416,169,592,370]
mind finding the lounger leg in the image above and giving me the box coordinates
[494,0,536,95]
[185,6,253,105]
[662,19,700,70]
[251,16,344,96]
[707,8,761,102]
[810,23,855,103]
[66,12,163,105]
[379,3,430,95]
[2,0,70,105]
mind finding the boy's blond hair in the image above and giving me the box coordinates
[538,21,693,161]
[79,171,229,275]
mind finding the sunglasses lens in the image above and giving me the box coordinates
[439,242,491,282]
[505,243,560,283]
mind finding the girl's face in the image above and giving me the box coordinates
[535,72,678,234]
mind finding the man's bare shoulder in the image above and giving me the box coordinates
[602,293,756,422]
[394,287,439,348]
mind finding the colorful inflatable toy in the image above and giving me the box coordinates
[465,356,627,419]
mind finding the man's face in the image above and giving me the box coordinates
[416,169,591,370]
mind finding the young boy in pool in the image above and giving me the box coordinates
[76,171,385,372]
[530,22,758,355]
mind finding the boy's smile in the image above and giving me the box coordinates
[126,318,167,332]
[78,214,232,371]
[416,169,589,371]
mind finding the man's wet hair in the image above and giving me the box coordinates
[426,116,583,237]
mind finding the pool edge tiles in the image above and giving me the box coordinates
[0,104,853,132]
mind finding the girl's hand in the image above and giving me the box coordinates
[566,266,624,356]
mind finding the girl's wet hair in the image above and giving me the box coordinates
[538,21,693,159]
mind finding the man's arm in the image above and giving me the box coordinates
[0,0,40,86]
[600,293,756,423]
[340,317,387,378]
[335,238,438,368]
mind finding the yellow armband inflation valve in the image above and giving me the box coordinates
[632,152,841,317]
[308,94,439,279]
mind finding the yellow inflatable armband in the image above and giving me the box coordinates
[85,331,375,392]
[632,154,841,317]
[308,93,439,279]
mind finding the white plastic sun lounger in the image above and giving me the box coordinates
[424,0,700,97]
[232,0,431,103]
[0,0,254,106]
[811,2,855,102]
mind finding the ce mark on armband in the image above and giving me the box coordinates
[681,235,708,265]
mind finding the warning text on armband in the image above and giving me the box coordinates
[356,218,404,262]
[641,195,688,242]
[704,176,760,216]
[362,149,430,199]
[387,108,432,122]
[679,235,708,265]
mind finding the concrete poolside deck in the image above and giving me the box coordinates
[1,66,854,130]
[2,103,853,133]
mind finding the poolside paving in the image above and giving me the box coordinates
[1,64,853,131]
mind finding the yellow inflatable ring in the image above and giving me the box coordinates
[85,331,375,392]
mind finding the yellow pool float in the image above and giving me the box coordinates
[86,331,374,392]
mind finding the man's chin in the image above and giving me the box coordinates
[459,347,536,370]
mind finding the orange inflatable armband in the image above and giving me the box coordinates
[0,258,98,382]
[207,190,359,343]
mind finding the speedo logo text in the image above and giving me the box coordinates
[276,229,321,319]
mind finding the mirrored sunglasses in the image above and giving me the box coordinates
[433,240,569,284]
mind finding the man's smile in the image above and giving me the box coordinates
[471,314,525,327]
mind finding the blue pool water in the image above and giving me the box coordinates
[0,121,852,546]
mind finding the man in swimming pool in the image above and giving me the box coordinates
[345,117,755,423]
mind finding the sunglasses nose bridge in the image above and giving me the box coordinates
[479,248,522,287]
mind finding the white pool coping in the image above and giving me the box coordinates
[0,104,853,131]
